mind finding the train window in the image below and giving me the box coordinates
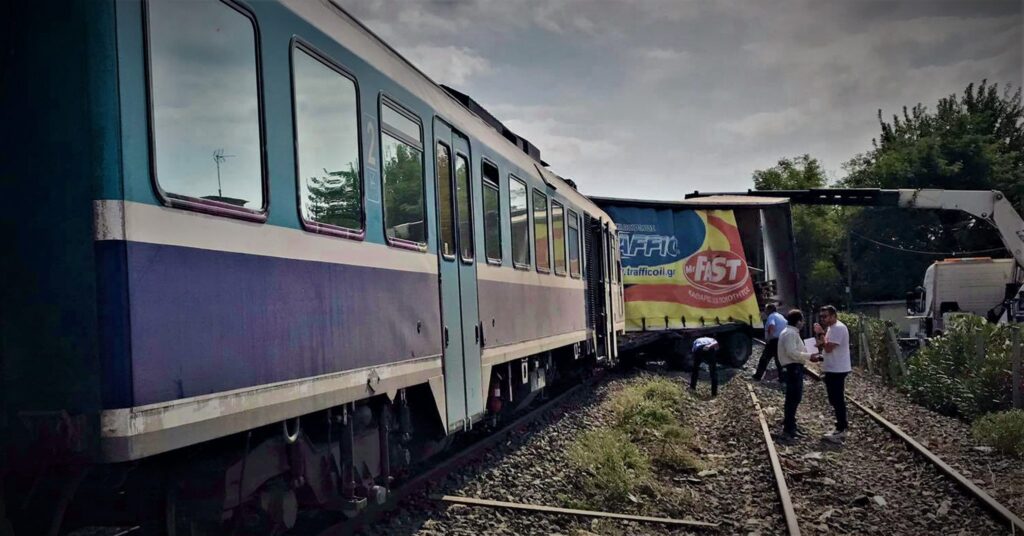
[291,44,362,233]
[380,99,426,247]
[435,143,455,258]
[610,235,618,284]
[533,189,550,273]
[568,209,581,278]
[509,176,530,268]
[552,201,566,276]
[455,154,474,262]
[146,0,264,216]
[615,241,622,283]
[382,105,421,143]
[482,162,501,264]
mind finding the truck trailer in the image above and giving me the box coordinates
[686,188,1024,336]
[591,195,799,369]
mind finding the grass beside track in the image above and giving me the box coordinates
[566,376,703,512]
[972,409,1024,457]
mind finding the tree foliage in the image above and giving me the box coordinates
[754,81,1024,304]
[753,155,847,309]
[849,80,1024,198]
[841,80,1024,300]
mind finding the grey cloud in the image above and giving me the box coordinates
[339,0,1021,198]
[402,45,492,85]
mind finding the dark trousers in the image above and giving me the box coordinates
[689,348,718,397]
[824,372,849,432]
[753,338,783,381]
[782,364,804,435]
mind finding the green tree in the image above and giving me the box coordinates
[841,80,1024,300]
[754,155,847,310]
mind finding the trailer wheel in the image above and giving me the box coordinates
[721,332,752,368]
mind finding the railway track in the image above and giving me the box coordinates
[73,362,1020,535]
[747,367,1024,535]
[305,376,598,535]
[746,383,802,535]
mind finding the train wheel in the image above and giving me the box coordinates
[668,337,694,371]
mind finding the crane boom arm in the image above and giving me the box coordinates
[895,189,1024,269]
[685,187,1024,269]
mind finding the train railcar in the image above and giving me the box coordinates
[0,0,624,533]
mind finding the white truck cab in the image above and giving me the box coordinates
[908,257,1020,336]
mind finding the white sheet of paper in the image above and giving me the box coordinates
[804,338,819,356]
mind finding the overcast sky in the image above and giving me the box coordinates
[342,0,1022,200]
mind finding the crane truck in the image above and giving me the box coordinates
[907,257,1021,337]
[590,195,800,370]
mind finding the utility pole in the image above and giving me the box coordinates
[213,149,235,198]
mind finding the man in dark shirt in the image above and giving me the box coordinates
[753,303,787,383]
[689,336,721,397]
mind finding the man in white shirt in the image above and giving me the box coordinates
[814,305,851,442]
[777,309,817,440]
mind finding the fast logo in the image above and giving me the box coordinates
[684,250,749,294]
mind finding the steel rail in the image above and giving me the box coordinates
[803,367,1024,534]
[433,494,719,528]
[316,378,594,535]
[746,383,802,536]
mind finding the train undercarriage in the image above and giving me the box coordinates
[3,347,596,535]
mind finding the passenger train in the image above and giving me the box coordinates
[0,0,625,533]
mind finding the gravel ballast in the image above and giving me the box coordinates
[750,359,1009,534]
[354,343,1020,535]
[363,354,782,535]
[843,370,1024,520]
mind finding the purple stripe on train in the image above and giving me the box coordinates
[477,279,586,348]
[123,242,442,406]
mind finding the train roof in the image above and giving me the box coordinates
[283,0,613,226]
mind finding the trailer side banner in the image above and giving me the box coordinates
[604,205,761,331]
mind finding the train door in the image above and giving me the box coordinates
[602,222,615,356]
[584,215,608,359]
[433,119,482,432]
[605,225,619,356]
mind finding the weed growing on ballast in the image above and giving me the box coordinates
[972,410,1024,457]
[566,376,703,510]
[567,428,651,504]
